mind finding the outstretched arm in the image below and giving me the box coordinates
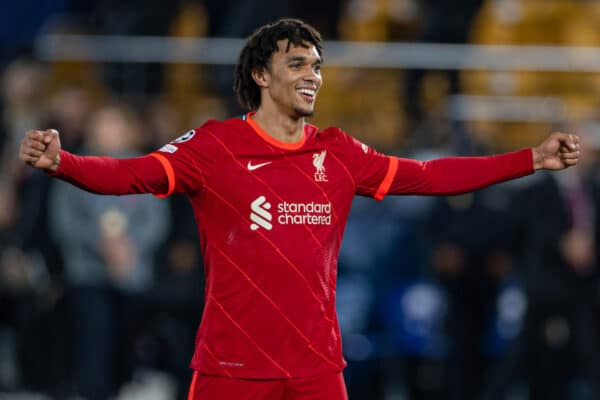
[19,129,169,196]
[383,132,580,197]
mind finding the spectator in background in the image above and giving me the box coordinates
[505,120,600,400]
[0,60,60,393]
[1,59,46,176]
[48,104,169,400]
[14,84,96,331]
[0,178,29,390]
[427,184,514,400]
[45,83,94,153]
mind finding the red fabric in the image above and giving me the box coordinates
[386,149,534,197]
[50,150,169,195]
[49,117,534,381]
[189,372,347,400]
[149,153,176,197]
[374,156,398,200]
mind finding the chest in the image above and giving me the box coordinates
[198,147,355,233]
[208,148,352,198]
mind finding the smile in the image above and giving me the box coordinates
[296,88,316,102]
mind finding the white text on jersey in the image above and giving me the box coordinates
[249,196,332,231]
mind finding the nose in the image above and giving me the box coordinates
[304,70,321,87]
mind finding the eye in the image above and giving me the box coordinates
[313,64,322,73]
[290,63,302,69]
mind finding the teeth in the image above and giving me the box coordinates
[297,88,315,96]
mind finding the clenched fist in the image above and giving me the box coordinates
[532,132,580,171]
[19,129,62,171]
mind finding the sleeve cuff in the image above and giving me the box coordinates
[373,157,398,201]
[45,149,70,177]
[149,153,175,198]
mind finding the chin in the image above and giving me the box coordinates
[293,106,314,118]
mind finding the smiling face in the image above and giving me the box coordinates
[253,40,323,118]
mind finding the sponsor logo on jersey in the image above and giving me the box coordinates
[250,195,332,231]
[250,196,273,231]
[312,150,328,182]
[158,144,178,154]
[277,201,332,226]
[172,129,195,143]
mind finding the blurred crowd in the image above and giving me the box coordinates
[2,0,600,399]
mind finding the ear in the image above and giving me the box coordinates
[251,67,269,89]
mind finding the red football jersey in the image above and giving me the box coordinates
[50,112,533,380]
[149,112,533,379]
[152,113,393,379]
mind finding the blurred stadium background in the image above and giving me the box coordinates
[2,0,600,399]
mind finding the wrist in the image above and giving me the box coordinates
[49,151,61,172]
[532,147,543,170]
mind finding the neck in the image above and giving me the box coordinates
[251,106,305,144]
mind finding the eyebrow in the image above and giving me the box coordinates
[286,55,323,64]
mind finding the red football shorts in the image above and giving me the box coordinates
[187,371,348,400]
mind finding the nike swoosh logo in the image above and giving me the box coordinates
[247,161,272,171]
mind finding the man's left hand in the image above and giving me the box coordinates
[532,132,580,170]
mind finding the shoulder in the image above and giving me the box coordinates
[307,124,347,144]
[313,125,371,154]
[170,116,248,146]
[194,116,251,137]
[196,117,248,132]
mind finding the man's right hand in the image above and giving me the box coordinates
[19,129,62,171]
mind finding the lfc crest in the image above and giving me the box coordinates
[313,150,328,182]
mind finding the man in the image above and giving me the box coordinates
[20,18,580,400]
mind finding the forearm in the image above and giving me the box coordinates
[48,150,169,195]
[388,148,534,195]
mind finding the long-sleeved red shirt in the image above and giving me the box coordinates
[51,115,534,379]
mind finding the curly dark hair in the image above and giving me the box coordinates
[233,18,323,111]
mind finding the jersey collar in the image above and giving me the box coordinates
[244,111,306,150]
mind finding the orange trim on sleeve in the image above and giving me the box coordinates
[245,111,306,150]
[187,370,198,400]
[374,157,398,201]
[150,153,175,198]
